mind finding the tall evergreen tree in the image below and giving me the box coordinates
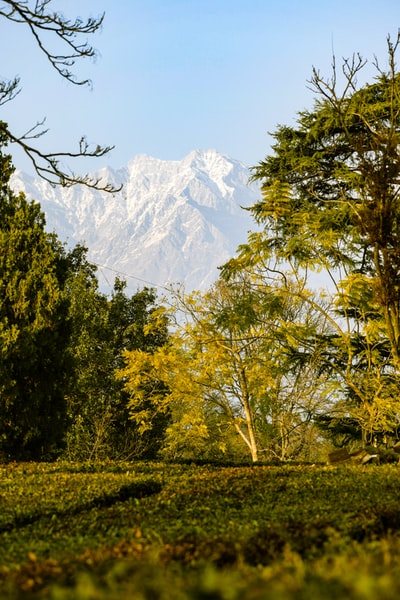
[223,36,400,446]
[0,125,70,459]
[248,37,400,368]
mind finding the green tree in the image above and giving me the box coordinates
[62,251,110,461]
[106,280,170,458]
[314,273,400,447]
[120,278,330,462]
[223,35,400,446]
[0,130,71,459]
[250,37,400,362]
[0,1,120,460]
[65,268,170,461]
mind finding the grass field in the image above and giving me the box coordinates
[1,460,400,599]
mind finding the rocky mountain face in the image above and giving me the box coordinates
[10,149,260,294]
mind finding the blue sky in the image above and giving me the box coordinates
[1,0,400,175]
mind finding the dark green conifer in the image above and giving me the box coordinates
[0,125,70,460]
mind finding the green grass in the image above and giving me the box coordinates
[1,461,400,598]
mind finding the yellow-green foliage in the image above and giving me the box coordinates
[1,461,400,598]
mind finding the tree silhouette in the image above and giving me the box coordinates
[0,0,119,190]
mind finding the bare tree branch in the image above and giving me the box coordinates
[0,77,20,106]
[5,120,118,190]
[0,0,104,86]
[0,0,121,191]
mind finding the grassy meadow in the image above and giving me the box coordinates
[1,460,400,599]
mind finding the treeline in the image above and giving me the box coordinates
[3,35,400,462]
[0,129,326,463]
[0,126,169,461]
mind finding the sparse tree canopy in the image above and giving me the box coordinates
[0,0,119,190]
[119,279,331,462]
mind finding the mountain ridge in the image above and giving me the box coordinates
[10,149,260,293]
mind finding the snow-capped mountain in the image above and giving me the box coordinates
[10,149,260,294]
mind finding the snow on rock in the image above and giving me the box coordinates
[10,149,260,294]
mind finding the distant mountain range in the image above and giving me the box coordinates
[10,149,260,294]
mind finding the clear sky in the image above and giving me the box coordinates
[1,0,400,176]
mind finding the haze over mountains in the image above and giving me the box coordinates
[10,149,260,294]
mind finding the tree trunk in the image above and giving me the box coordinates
[239,366,259,462]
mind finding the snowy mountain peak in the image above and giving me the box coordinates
[10,150,260,294]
